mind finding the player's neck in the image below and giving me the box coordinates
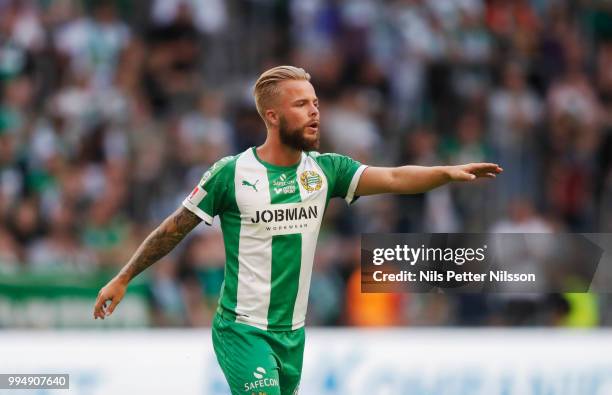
[256,139,302,167]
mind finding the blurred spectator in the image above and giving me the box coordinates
[177,92,233,167]
[545,52,601,231]
[322,89,381,162]
[547,64,601,129]
[1,1,45,52]
[486,0,540,39]
[82,194,129,266]
[176,229,226,326]
[27,203,97,272]
[490,198,552,233]
[488,61,542,208]
[7,198,44,246]
[489,198,554,325]
[443,112,488,169]
[145,3,202,115]
[450,7,492,100]
[151,0,227,34]
[443,112,490,230]
[397,127,459,232]
[0,226,20,273]
[54,2,131,88]
[150,256,185,326]
[0,127,22,218]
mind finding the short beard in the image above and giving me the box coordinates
[278,116,320,151]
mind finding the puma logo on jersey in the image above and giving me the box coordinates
[242,179,259,192]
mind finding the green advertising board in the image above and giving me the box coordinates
[0,270,150,328]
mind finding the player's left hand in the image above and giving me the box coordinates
[447,163,503,182]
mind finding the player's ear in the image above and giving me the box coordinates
[265,109,279,127]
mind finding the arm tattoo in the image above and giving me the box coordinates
[118,207,202,282]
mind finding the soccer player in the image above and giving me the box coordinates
[93,66,502,394]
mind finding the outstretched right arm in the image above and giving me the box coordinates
[93,206,201,319]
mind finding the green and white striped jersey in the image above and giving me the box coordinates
[183,146,367,331]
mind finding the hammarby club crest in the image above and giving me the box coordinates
[299,171,322,192]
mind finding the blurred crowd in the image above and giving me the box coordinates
[0,0,611,328]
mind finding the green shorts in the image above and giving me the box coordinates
[212,310,305,395]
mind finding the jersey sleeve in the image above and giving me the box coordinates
[321,153,368,205]
[182,157,233,225]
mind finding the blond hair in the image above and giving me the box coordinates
[253,65,311,122]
